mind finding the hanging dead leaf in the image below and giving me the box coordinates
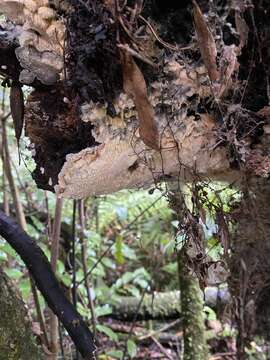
[10,82,24,144]
[121,50,159,150]
[217,45,239,97]
[235,10,249,51]
[192,0,219,82]
[199,206,207,225]
[257,106,270,119]
[207,261,228,285]
[215,209,230,255]
[31,321,43,336]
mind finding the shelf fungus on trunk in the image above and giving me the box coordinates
[55,90,232,199]
[26,59,232,198]
[0,0,65,85]
[2,0,269,199]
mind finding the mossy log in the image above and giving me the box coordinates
[0,268,40,360]
[107,287,229,321]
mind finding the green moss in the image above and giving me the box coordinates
[0,269,41,360]
[178,251,209,360]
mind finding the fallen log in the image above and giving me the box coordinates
[105,287,230,321]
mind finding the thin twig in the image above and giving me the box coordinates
[79,199,97,337]
[151,336,174,360]
[31,278,50,349]
[117,43,158,67]
[76,193,165,288]
[71,200,79,360]
[210,352,236,359]
[138,15,178,51]
[122,287,147,360]
[49,197,64,359]
[138,319,181,340]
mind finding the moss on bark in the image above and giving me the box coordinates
[0,268,40,360]
[178,251,208,360]
[169,189,208,360]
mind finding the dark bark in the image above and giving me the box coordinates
[0,210,96,360]
[229,178,270,358]
[0,25,21,83]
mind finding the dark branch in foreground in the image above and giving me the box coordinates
[0,210,96,360]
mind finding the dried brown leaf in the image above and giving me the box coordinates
[10,82,24,144]
[215,210,230,255]
[217,45,239,97]
[192,0,219,82]
[121,50,159,150]
[31,321,42,336]
[257,106,270,119]
[235,10,249,51]
[207,261,228,285]
[199,207,207,225]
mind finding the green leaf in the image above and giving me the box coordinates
[127,339,137,358]
[0,251,7,262]
[95,304,112,317]
[204,305,217,321]
[102,257,116,269]
[61,273,72,287]
[97,324,118,341]
[92,264,106,277]
[4,268,23,280]
[162,262,177,274]
[115,206,128,221]
[18,278,31,300]
[115,234,124,265]
[106,350,123,359]
[77,302,89,317]
[0,243,18,258]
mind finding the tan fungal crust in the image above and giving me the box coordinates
[0,0,65,84]
[55,61,232,198]
[56,111,230,198]
[1,3,242,198]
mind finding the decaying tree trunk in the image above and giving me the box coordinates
[107,287,229,321]
[0,1,269,199]
[0,268,40,360]
[229,177,270,359]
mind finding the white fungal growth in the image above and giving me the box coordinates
[0,0,65,84]
[55,62,234,199]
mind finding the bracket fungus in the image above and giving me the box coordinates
[1,0,269,199]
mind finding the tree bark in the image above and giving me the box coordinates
[178,251,209,360]
[0,268,40,360]
[229,177,270,358]
[168,188,209,360]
